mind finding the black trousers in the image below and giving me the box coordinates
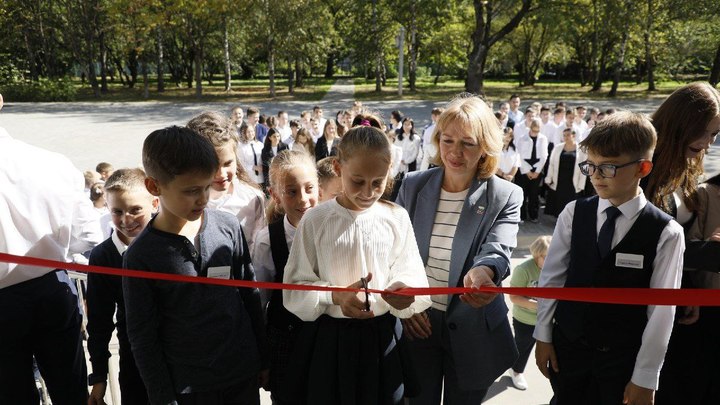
[511,318,536,374]
[517,173,542,220]
[549,327,636,405]
[0,271,87,405]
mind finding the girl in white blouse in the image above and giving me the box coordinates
[283,125,431,404]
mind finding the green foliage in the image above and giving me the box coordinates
[0,78,77,101]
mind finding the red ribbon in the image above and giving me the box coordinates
[2,252,720,306]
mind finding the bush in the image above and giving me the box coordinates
[0,78,77,101]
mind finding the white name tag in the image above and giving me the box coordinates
[207,266,231,279]
[615,253,644,269]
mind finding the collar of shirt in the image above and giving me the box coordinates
[283,215,297,246]
[111,228,129,256]
[596,191,647,244]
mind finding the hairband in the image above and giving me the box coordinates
[360,119,371,127]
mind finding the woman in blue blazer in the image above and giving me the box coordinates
[396,95,522,404]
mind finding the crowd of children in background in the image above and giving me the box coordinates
[53,88,715,405]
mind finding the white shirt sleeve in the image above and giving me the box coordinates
[251,227,275,312]
[533,201,575,343]
[631,220,684,390]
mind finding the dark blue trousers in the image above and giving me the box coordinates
[0,271,87,405]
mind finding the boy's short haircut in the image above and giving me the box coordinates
[555,101,566,108]
[554,107,565,115]
[259,114,267,125]
[605,108,617,115]
[96,162,113,173]
[565,108,576,115]
[576,105,586,110]
[509,94,519,100]
[104,168,149,194]
[289,119,300,128]
[187,111,238,148]
[142,126,219,185]
[313,105,321,112]
[579,111,656,159]
[84,170,99,189]
[246,106,260,116]
[316,156,339,186]
[529,235,552,258]
[525,107,536,114]
[540,106,551,113]
[590,107,601,114]
[277,110,286,117]
[300,111,310,118]
[562,128,576,135]
[431,107,444,116]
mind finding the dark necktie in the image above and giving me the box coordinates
[250,143,259,175]
[598,206,622,258]
[524,136,540,170]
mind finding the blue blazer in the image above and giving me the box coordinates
[396,168,522,390]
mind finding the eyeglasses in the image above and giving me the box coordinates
[578,159,643,178]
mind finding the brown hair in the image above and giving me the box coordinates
[579,111,656,159]
[96,162,113,174]
[265,150,318,223]
[337,125,394,201]
[646,82,720,212]
[431,94,502,179]
[142,126,218,185]
[187,111,260,190]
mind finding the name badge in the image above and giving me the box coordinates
[615,253,644,269]
[207,266,231,279]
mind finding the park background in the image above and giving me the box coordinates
[1,0,719,102]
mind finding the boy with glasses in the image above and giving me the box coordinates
[534,111,685,405]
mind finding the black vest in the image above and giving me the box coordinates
[554,196,672,350]
[266,220,302,330]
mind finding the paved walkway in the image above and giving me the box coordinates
[3,80,718,404]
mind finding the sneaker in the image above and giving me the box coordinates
[510,371,528,390]
[529,218,539,223]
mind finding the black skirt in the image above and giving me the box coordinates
[282,313,418,405]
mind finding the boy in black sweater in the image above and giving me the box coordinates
[87,168,157,404]
[123,126,267,405]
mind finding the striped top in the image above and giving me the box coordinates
[426,188,468,311]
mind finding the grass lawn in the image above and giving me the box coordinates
[353,76,693,102]
[73,76,335,102]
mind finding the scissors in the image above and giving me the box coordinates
[360,276,370,311]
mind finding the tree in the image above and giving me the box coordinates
[465,0,532,95]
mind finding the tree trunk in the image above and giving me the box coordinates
[186,48,194,89]
[295,57,304,87]
[288,59,295,95]
[100,32,108,94]
[157,27,165,92]
[194,45,202,98]
[142,59,149,99]
[465,0,531,94]
[23,29,38,81]
[87,62,100,98]
[325,51,334,78]
[112,54,127,85]
[128,49,138,89]
[408,0,418,92]
[645,0,656,91]
[268,46,276,98]
[591,42,609,91]
[372,0,381,92]
[609,30,630,97]
[223,18,231,91]
[589,0,599,88]
[709,42,720,86]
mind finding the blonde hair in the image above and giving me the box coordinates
[529,235,552,258]
[104,168,148,194]
[316,156,339,187]
[265,150,317,223]
[431,94,503,179]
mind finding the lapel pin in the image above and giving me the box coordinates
[475,205,485,215]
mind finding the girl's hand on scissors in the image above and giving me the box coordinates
[382,282,415,311]
[332,273,375,319]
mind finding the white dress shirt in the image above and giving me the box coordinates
[283,199,431,321]
[516,133,549,174]
[237,140,264,185]
[207,178,266,250]
[534,192,685,390]
[395,134,421,173]
[1,127,103,288]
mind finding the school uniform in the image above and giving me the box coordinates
[544,143,586,216]
[238,140,264,185]
[256,124,269,143]
[123,210,267,405]
[515,133,549,220]
[508,109,524,125]
[283,200,431,404]
[0,128,103,405]
[395,132,421,174]
[253,217,303,404]
[534,194,685,404]
[262,141,289,189]
[314,136,338,161]
[87,232,149,404]
[207,178,266,252]
[498,146,521,179]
